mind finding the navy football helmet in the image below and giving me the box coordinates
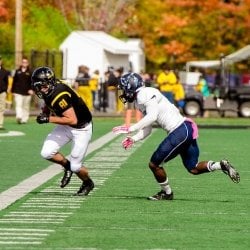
[31,67,56,98]
[119,73,144,103]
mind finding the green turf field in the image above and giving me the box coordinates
[0,116,249,249]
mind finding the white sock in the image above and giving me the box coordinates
[159,178,172,194]
[207,161,221,171]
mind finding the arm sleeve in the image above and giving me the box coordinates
[131,126,152,142]
[129,97,158,132]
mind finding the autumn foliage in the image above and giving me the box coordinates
[1,0,250,70]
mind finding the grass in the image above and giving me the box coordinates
[0,116,123,192]
[0,116,250,249]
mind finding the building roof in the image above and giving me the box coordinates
[60,31,138,55]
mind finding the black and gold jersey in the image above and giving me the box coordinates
[44,81,92,128]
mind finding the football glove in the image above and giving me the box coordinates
[36,113,49,124]
[122,137,134,150]
[112,125,130,135]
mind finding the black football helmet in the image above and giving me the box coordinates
[119,73,144,103]
[31,67,56,98]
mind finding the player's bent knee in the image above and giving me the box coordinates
[70,163,81,173]
[40,149,54,160]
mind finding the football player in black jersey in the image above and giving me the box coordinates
[31,66,94,196]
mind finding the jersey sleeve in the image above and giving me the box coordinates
[129,91,158,132]
[51,91,73,114]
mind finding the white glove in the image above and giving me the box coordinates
[112,125,130,135]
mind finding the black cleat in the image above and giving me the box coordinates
[75,179,94,196]
[60,170,73,188]
[147,190,174,201]
[220,159,240,183]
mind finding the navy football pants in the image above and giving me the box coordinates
[150,121,199,171]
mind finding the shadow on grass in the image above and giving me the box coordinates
[30,191,234,203]
[91,195,233,203]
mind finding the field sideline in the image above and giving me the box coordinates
[0,117,249,249]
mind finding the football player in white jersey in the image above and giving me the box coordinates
[113,73,240,200]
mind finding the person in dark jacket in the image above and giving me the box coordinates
[0,57,10,129]
[11,57,33,124]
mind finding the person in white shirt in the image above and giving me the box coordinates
[113,73,240,201]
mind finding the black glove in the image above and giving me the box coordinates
[36,113,49,124]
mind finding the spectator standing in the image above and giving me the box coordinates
[173,77,185,111]
[0,57,11,130]
[141,72,153,87]
[105,67,118,113]
[114,67,124,114]
[74,65,92,111]
[89,69,100,111]
[99,71,109,112]
[156,64,177,103]
[195,75,210,97]
[11,57,33,124]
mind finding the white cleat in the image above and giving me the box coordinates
[220,159,240,183]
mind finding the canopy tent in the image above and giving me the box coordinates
[186,45,250,71]
[224,45,250,64]
[186,60,220,71]
[59,31,145,80]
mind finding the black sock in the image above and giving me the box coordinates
[64,160,71,171]
[84,178,93,185]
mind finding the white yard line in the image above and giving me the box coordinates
[0,133,147,247]
[0,131,117,211]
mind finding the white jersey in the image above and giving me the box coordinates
[129,87,185,142]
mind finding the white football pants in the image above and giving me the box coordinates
[41,122,92,172]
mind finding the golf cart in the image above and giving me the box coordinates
[181,45,250,117]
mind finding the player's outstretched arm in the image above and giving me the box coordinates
[112,125,130,135]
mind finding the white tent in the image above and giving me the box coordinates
[59,31,145,81]
[224,45,250,64]
[186,44,250,71]
[186,60,220,71]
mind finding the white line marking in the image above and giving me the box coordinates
[8,211,72,215]
[0,220,63,224]
[0,131,117,210]
[0,232,48,236]
[0,131,25,137]
[0,236,44,240]
[0,132,152,247]
[0,228,54,232]
[0,241,41,244]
